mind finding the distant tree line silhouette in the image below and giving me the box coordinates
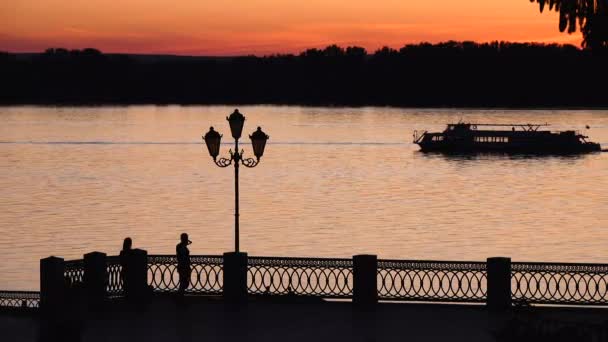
[529,0,608,52]
[1,42,606,107]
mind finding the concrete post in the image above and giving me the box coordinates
[487,257,512,311]
[353,254,378,308]
[124,249,148,301]
[40,256,65,314]
[84,251,107,308]
[223,252,248,303]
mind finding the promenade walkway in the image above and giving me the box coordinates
[3,296,607,342]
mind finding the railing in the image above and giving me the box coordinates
[0,291,40,309]
[247,256,353,298]
[13,254,608,310]
[413,130,427,144]
[377,259,487,303]
[147,255,223,294]
[64,259,84,287]
[512,262,608,306]
[106,256,123,296]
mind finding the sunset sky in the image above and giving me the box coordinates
[2,0,582,56]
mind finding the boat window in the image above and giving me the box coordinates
[475,136,509,143]
[432,136,444,141]
[474,136,510,143]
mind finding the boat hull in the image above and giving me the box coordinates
[417,141,601,154]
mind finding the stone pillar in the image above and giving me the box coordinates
[124,249,148,301]
[40,256,65,314]
[487,257,512,311]
[84,251,107,308]
[223,252,248,303]
[353,254,378,308]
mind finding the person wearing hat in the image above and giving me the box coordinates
[176,233,192,295]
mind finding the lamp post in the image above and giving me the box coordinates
[202,109,269,253]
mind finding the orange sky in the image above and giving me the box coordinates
[1,0,582,56]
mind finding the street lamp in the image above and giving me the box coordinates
[202,109,269,253]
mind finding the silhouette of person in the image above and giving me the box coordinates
[176,233,192,295]
[120,237,132,288]
[120,237,132,259]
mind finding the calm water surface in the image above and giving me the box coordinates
[1,106,607,290]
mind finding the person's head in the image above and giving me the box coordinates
[180,233,191,245]
[123,237,132,251]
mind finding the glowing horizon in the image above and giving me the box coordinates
[2,1,582,56]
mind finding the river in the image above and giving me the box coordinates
[1,105,607,290]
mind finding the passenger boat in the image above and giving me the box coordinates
[413,123,601,154]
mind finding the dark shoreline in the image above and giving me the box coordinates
[3,42,608,109]
[3,102,608,110]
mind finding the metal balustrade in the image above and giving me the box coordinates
[106,256,123,296]
[377,260,487,302]
[64,259,85,287]
[512,262,608,305]
[147,255,223,294]
[5,255,608,311]
[0,291,40,309]
[247,256,353,298]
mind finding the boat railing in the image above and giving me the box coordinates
[454,123,550,132]
[413,130,427,144]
